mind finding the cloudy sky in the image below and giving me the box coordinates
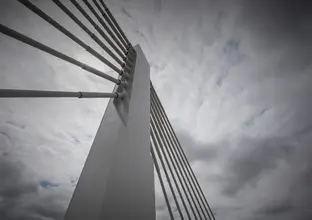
[1,0,312,219]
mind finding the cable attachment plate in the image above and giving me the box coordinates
[113,48,137,126]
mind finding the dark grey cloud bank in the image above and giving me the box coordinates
[178,130,312,219]
[238,0,312,77]
[171,0,312,219]
[0,157,66,220]
[1,0,312,219]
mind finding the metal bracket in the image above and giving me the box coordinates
[113,50,137,126]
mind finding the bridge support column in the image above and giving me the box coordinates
[64,44,155,220]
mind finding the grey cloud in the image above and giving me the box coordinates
[256,201,294,216]
[0,131,12,141]
[214,11,224,35]
[172,123,311,219]
[0,158,37,199]
[221,137,294,197]
[239,0,312,37]
[244,108,268,127]
[293,124,312,137]
[176,130,218,163]
[217,39,245,86]
[219,133,311,219]
[39,180,60,189]
[6,121,26,130]
[121,7,132,19]
[177,121,312,219]
[223,40,239,55]
[27,199,65,220]
[237,0,312,75]
[0,158,37,219]
[150,63,167,73]
[69,135,81,145]
[134,29,149,44]
[153,0,162,13]
[0,157,66,220]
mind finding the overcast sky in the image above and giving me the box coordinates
[1,0,312,219]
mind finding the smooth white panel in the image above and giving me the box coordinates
[64,45,155,220]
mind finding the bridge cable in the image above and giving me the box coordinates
[93,0,128,49]
[151,97,200,220]
[99,0,132,49]
[151,88,209,220]
[152,84,216,220]
[0,89,119,99]
[69,0,124,64]
[152,85,214,219]
[92,0,135,66]
[86,0,126,54]
[0,24,120,85]
[150,143,175,220]
[151,117,185,219]
[18,0,122,75]
[151,91,207,220]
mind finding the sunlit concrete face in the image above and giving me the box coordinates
[64,45,154,220]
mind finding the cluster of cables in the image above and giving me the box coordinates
[0,0,136,99]
[150,83,215,220]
